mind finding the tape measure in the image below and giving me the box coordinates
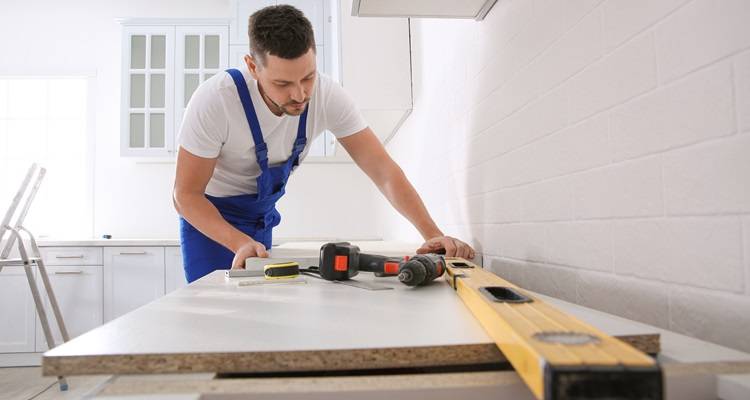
[263,262,300,280]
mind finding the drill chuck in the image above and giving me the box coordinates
[398,262,426,286]
[397,254,445,286]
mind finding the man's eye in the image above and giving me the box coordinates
[275,83,288,87]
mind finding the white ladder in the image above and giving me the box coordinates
[0,164,70,391]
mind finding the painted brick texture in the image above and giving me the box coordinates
[384,0,750,352]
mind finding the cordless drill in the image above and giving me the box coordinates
[317,242,445,286]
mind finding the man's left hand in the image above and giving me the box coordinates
[416,236,476,259]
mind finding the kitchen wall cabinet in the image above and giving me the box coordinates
[119,20,229,157]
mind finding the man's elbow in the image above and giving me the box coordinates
[173,188,188,216]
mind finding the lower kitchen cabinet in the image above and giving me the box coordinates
[35,265,103,352]
[0,266,36,353]
[1,244,182,365]
[165,246,187,293]
[104,247,166,321]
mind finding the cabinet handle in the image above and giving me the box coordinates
[55,255,85,259]
[119,251,148,255]
[55,271,83,275]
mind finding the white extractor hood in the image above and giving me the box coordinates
[352,0,498,21]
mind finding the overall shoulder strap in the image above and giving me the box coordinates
[225,69,268,171]
[290,106,310,167]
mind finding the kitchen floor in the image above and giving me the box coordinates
[0,367,109,400]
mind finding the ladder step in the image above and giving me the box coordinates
[0,257,43,266]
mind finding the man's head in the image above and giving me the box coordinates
[245,5,317,116]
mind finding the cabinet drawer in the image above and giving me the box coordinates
[104,247,164,267]
[40,247,103,266]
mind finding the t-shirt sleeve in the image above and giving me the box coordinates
[323,80,368,139]
[177,79,227,158]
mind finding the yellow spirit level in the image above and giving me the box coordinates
[444,258,662,400]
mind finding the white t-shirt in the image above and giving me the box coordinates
[178,66,367,197]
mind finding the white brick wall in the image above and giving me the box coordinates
[546,221,613,272]
[655,0,750,83]
[531,7,604,93]
[602,0,690,50]
[567,33,657,123]
[669,286,750,351]
[577,271,670,327]
[737,51,750,133]
[610,60,736,161]
[612,217,743,292]
[521,177,575,222]
[744,217,750,295]
[383,0,750,351]
[663,135,750,214]
[573,155,663,219]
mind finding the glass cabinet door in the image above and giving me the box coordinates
[175,26,228,137]
[121,26,174,156]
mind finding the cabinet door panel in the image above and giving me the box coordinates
[165,246,187,294]
[35,266,103,352]
[120,25,175,157]
[0,267,35,353]
[175,26,228,140]
[104,247,165,321]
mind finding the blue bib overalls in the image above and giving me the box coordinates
[179,68,309,283]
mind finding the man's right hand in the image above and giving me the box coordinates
[231,239,269,269]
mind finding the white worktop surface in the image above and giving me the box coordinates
[43,241,749,363]
[45,269,488,356]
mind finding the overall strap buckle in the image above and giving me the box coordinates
[292,138,307,155]
[255,142,269,164]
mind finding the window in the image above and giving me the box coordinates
[0,77,92,238]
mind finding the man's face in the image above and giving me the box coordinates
[245,48,316,116]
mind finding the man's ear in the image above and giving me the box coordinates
[244,54,261,80]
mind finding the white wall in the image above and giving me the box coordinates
[383,0,750,352]
[0,0,393,241]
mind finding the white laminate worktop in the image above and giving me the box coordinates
[45,268,488,357]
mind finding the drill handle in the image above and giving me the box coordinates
[358,253,403,276]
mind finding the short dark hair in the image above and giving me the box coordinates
[248,5,315,65]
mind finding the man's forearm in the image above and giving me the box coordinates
[174,192,252,252]
[376,165,443,241]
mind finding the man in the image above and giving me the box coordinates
[173,5,474,283]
